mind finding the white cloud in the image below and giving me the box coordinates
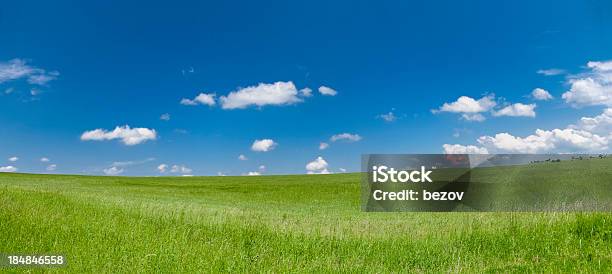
[171,165,192,174]
[477,129,607,153]
[537,68,566,76]
[338,168,347,173]
[436,95,496,113]
[319,142,329,150]
[444,108,612,154]
[378,112,397,122]
[40,157,50,162]
[258,165,266,171]
[103,166,124,175]
[246,171,261,176]
[81,125,157,146]
[157,164,168,173]
[217,172,227,176]
[0,59,58,85]
[318,86,337,96]
[330,133,362,142]
[531,88,553,101]
[562,60,612,107]
[0,166,18,172]
[299,87,313,97]
[220,81,302,109]
[442,144,489,154]
[46,164,57,171]
[492,103,537,117]
[180,93,216,106]
[160,113,171,121]
[461,113,486,122]
[112,158,155,167]
[570,108,612,136]
[306,156,330,174]
[251,139,277,152]
[238,154,248,161]
[8,156,18,162]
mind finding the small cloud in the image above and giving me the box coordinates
[40,157,50,162]
[238,154,248,161]
[8,156,18,162]
[435,95,496,114]
[492,103,536,117]
[30,88,42,96]
[0,166,18,172]
[81,125,157,146]
[306,156,330,174]
[251,139,277,152]
[46,164,57,171]
[338,168,347,173]
[0,59,59,86]
[461,113,486,122]
[103,166,124,175]
[171,165,192,174]
[531,88,553,101]
[319,142,329,150]
[220,81,302,109]
[299,87,313,97]
[318,86,337,96]
[537,68,566,76]
[180,93,216,106]
[246,171,261,176]
[157,164,168,173]
[217,172,227,176]
[4,87,14,94]
[378,111,397,122]
[258,165,266,171]
[330,133,362,142]
[160,113,171,121]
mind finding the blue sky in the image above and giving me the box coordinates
[1,0,612,176]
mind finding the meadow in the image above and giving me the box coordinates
[1,158,611,272]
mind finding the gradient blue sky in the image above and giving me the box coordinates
[1,0,612,176]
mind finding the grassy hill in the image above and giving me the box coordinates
[1,158,612,272]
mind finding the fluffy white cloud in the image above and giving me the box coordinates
[318,86,337,96]
[8,156,18,162]
[251,139,277,152]
[220,81,302,109]
[181,93,216,106]
[0,59,59,85]
[171,165,192,174]
[306,156,330,174]
[103,166,124,175]
[477,129,608,153]
[319,142,329,150]
[562,60,612,107]
[571,108,612,136]
[461,113,486,122]
[160,113,171,121]
[442,144,489,154]
[157,164,168,173]
[444,108,612,154]
[537,68,566,76]
[492,103,536,117]
[0,166,17,172]
[238,154,248,161]
[81,125,157,146]
[531,88,553,101]
[378,112,397,122]
[46,164,57,171]
[330,133,362,142]
[40,157,50,162]
[246,171,261,176]
[299,87,313,97]
[436,95,496,113]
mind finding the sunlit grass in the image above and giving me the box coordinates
[1,159,611,272]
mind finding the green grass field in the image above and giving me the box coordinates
[1,158,612,272]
